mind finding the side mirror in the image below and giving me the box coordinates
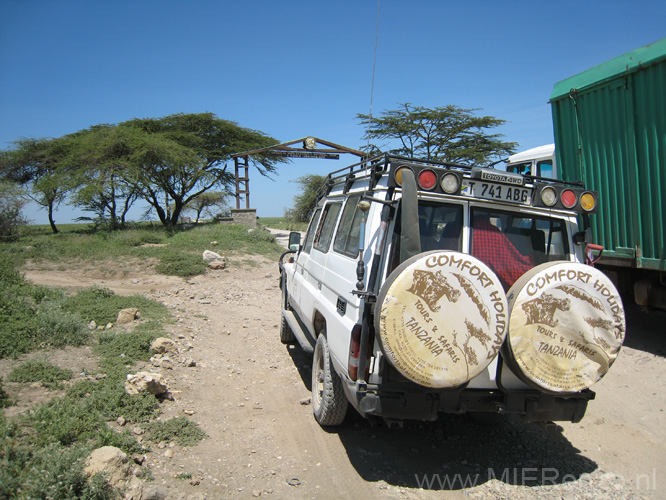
[288,231,302,251]
[573,228,591,246]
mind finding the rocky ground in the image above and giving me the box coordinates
[4,233,666,500]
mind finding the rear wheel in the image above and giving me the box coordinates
[312,333,348,426]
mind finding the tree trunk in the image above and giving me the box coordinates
[48,201,59,234]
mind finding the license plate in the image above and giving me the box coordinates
[462,180,532,204]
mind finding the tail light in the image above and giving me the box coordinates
[440,172,461,194]
[560,189,577,208]
[394,166,412,187]
[580,192,597,212]
[348,324,370,381]
[535,183,598,213]
[417,169,437,190]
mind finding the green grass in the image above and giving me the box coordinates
[0,252,208,496]
[0,253,170,359]
[3,221,284,278]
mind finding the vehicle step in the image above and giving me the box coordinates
[283,310,314,354]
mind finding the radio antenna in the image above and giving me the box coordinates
[368,0,381,149]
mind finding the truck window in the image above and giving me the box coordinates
[313,202,342,253]
[471,208,569,289]
[333,194,364,257]
[538,160,553,178]
[302,208,322,254]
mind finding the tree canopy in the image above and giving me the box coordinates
[357,103,517,164]
[0,113,284,230]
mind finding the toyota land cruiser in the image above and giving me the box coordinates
[278,154,625,427]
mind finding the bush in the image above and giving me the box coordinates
[95,327,161,375]
[63,286,169,326]
[0,378,12,407]
[155,251,206,277]
[0,181,28,242]
[8,360,73,390]
[142,417,207,447]
[0,255,90,358]
[0,441,117,500]
[36,300,89,349]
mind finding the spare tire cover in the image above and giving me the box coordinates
[504,261,625,394]
[376,251,508,388]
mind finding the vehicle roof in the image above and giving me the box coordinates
[508,144,555,163]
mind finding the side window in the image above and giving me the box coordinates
[302,208,322,254]
[333,194,364,257]
[313,202,342,253]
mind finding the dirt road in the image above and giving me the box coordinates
[15,255,666,499]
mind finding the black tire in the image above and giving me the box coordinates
[280,313,295,344]
[279,279,296,344]
[312,333,348,426]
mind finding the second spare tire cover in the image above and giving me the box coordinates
[376,251,508,388]
[504,261,626,394]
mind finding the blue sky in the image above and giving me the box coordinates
[1,0,665,225]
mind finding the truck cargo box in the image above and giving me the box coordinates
[550,38,666,272]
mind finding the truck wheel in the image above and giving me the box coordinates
[375,250,508,388]
[312,333,348,426]
[279,281,295,344]
[503,261,626,394]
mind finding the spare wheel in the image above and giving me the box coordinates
[504,261,625,394]
[375,251,508,388]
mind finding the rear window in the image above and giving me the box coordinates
[471,208,569,289]
[418,202,463,252]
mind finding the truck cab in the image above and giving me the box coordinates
[506,144,557,178]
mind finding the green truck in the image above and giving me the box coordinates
[511,38,666,308]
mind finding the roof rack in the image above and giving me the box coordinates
[316,153,586,203]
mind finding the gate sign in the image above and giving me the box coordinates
[269,151,340,159]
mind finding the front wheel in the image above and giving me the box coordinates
[312,333,348,426]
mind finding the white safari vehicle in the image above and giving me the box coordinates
[279,154,625,427]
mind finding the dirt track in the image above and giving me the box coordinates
[10,250,666,499]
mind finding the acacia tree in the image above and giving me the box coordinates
[120,113,284,227]
[0,137,75,234]
[285,174,327,223]
[67,125,145,229]
[2,113,286,229]
[357,103,517,164]
[182,191,230,223]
